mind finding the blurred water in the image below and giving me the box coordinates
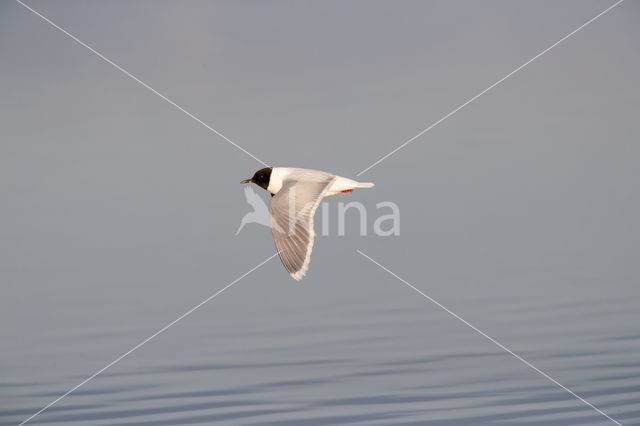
[2,280,639,426]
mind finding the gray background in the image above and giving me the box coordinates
[1,0,639,424]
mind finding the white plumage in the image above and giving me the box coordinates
[241,167,374,280]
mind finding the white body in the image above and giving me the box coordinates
[264,167,374,280]
[267,167,374,196]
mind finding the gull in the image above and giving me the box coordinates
[241,167,374,280]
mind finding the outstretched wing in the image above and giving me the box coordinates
[269,177,335,280]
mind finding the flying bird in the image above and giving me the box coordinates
[241,167,374,280]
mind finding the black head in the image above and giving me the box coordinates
[241,167,272,191]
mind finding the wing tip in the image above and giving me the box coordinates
[290,270,306,281]
[289,241,312,281]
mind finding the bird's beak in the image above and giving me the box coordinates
[240,179,252,184]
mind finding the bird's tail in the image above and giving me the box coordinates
[327,177,374,196]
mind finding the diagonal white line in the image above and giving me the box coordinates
[356,0,624,176]
[356,249,622,426]
[15,0,269,168]
[18,252,279,426]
